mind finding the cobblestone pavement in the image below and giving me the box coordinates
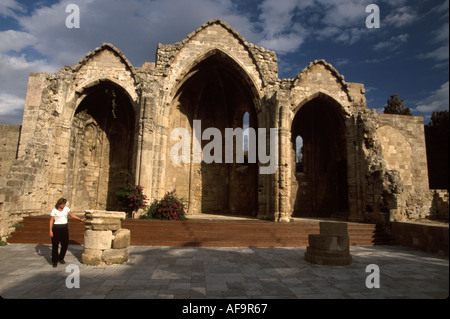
[0,244,448,299]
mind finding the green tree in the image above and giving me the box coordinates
[384,94,412,115]
[427,110,449,132]
[425,110,449,189]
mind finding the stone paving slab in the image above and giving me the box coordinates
[0,244,448,299]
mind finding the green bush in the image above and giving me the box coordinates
[140,190,187,221]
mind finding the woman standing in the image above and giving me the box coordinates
[49,198,85,267]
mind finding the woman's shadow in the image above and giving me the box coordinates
[34,244,83,265]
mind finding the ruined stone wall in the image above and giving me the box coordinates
[0,44,141,240]
[430,189,449,220]
[377,114,431,220]
[0,19,435,241]
[0,71,62,240]
[0,125,21,179]
[354,109,406,224]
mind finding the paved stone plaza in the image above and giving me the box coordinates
[0,244,447,299]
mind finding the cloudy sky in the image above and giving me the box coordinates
[0,0,448,125]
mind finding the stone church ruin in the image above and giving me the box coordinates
[0,20,438,240]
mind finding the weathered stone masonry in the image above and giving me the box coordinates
[0,20,435,240]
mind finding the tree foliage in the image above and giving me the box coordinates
[424,110,449,190]
[384,94,412,115]
[427,110,449,132]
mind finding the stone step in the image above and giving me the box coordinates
[7,215,391,247]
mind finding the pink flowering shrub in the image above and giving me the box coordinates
[141,190,187,221]
[116,183,148,216]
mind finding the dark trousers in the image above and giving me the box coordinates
[52,224,69,263]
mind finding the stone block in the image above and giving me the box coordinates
[308,234,349,251]
[305,221,352,266]
[306,246,351,258]
[81,249,103,266]
[84,230,112,250]
[102,248,129,265]
[84,210,126,231]
[85,218,122,231]
[112,228,130,249]
[319,222,348,236]
[85,210,126,220]
[304,251,352,266]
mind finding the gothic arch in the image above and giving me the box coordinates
[159,20,265,117]
[65,44,139,124]
[67,81,137,212]
[291,91,349,123]
[290,93,349,218]
[291,60,353,116]
[162,49,259,216]
[171,48,262,115]
[71,79,138,122]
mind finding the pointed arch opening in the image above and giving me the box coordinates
[291,94,349,219]
[68,81,136,212]
[166,51,258,217]
[295,135,304,173]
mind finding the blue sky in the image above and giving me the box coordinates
[0,0,448,125]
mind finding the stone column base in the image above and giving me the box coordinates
[82,211,130,266]
[304,222,352,266]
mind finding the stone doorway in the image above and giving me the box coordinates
[291,95,349,219]
[166,52,258,217]
[68,82,136,212]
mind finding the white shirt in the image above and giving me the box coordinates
[51,206,70,225]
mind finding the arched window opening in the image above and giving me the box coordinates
[243,112,250,164]
[295,135,304,172]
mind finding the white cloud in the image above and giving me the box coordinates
[255,0,377,52]
[0,0,24,18]
[321,0,368,27]
[259,33,304,54]
[258,0,300,38]
[0,53,56,96]
[361,56,391,64]
[335,58,349,67]
[432,22,449,44]
[0,52,56,124]
[0,0,445,125]
[256,0,307,53]
[385,6,417,27]
[0,30,37,53]
[420,44,450,62]
[9,0,423,66]
[418,21,449,65]
[373,34,409,51]
[0,93,25,124]
[414,82,450,114]
[314,26,340,40]
[0,0,257,124]
[334,27,369,45]
[429,0,449,16]
[15,0,259,66]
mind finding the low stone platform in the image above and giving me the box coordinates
[304,222,352,266]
